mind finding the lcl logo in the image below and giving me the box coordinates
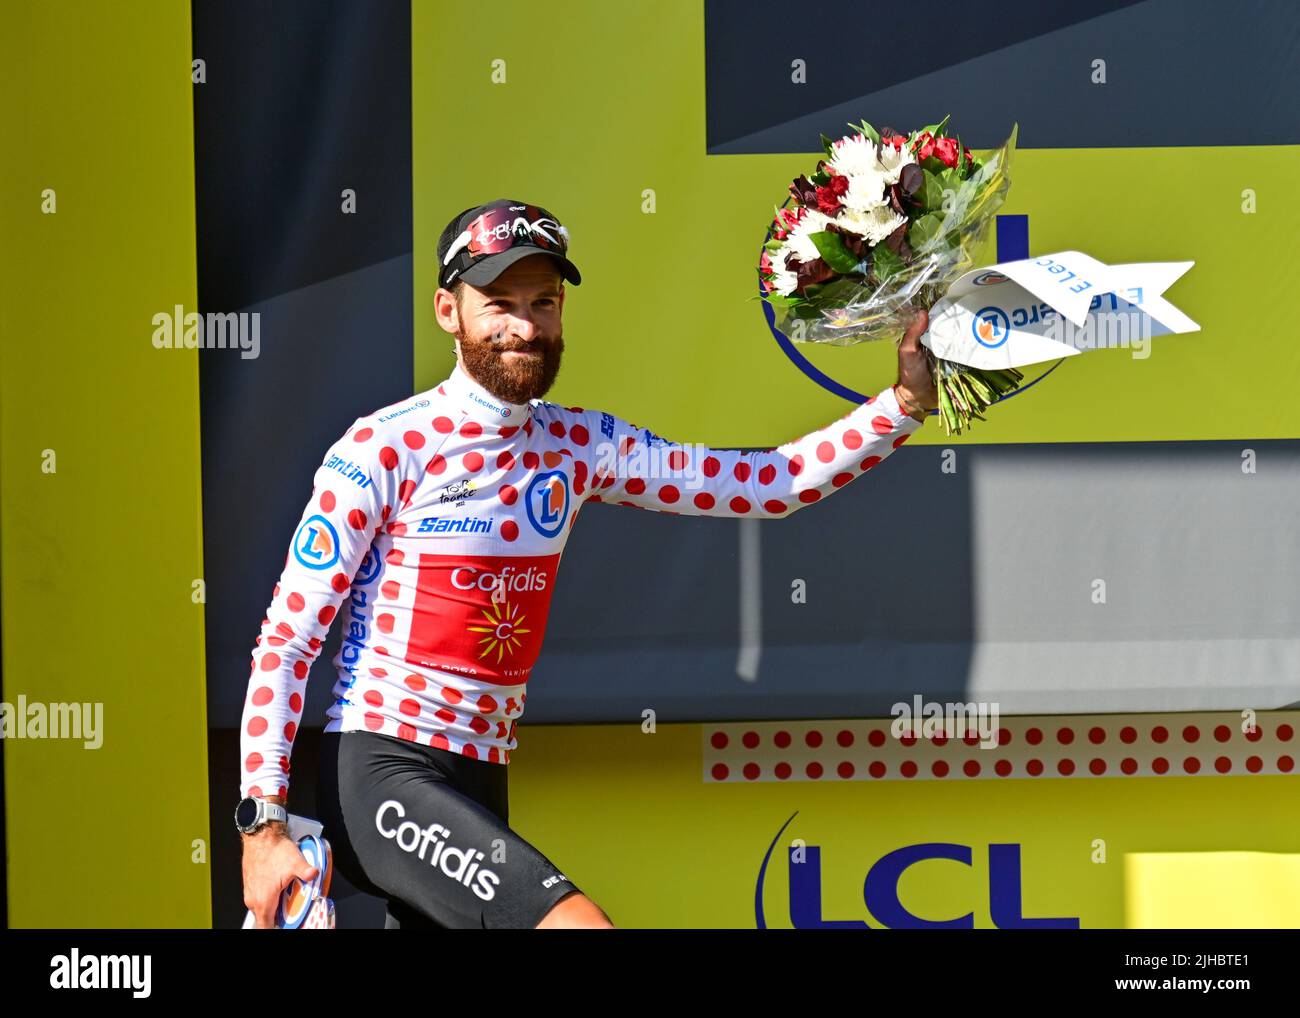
[755,812,1080,929]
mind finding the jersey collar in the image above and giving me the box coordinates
[441,362,533,424]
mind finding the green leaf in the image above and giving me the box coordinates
[855,119,880,145]
[808,230,859,274]
[872,244,904,283]
[908,213,944,252]
[920,168,946,210]
[820,132,837,157]
[763,238,785,253]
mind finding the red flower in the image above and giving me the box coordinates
[912,131,936,162]
[759,251,774,277]
[815,171,849,214]
[934,137,960,168]
[883,134,906,150]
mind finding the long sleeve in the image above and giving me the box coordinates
[574,384,923,518]
[238,418,404,800]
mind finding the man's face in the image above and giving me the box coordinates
[437,254,565,405]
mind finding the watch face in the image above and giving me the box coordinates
[235,797,260,830]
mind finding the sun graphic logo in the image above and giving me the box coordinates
[468,599,532,664]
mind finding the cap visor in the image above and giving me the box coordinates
[458,247,581,287]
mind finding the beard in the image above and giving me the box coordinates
[457,325,564,405]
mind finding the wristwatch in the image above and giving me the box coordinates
[235,795,288,835]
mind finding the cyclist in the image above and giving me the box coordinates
[237,199,938,928]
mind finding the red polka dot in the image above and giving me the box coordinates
[395,723,416,742]
[1088,727,1106,744]
[469,717,490,735]
[497,451,516,471]
[261,653,281,671]
[1214,725,1232,743]
[252,687,273,707]
[499,483,518,505]
[244,752,263,773]
[1245,726,1262,743]
[569,424,589,446]
[1182,756,1200,774]
[1057,727,1074,745]
[667,449,687,470]
[548,420,566,439]
[702,456,721,477]
[1245,755,1263,772]
[1152,725,1168,743]
[1089,758,1106,775]
[347,508,367,530]
[1025,727,1043,745]
[1214,756,1231,773]
[320,490,336,512]
[734,461,753,482]
[757,464,776,485]
[743,763,760,781]
[379,446,399,470]
[246,716,267,737]
[729,496,751,513]
[399,698,420,717]
[1026,759,1044,776]
[284,721,297,741]
[286,592,305,612]
[741,731,760,749]
[381,580,400,600]
[404,674,426,692]
[868,730,885,748]
[1120,757,1138,775]
[478,695,498,714]
[774,762,792,780]
[1278,755,1294,772]
[797,489,821,504]
[871,415,893,435]
[1182,726,1200,743]
[1057,759,1075,776]
[711,731,728,749]
[462,744,480,760]
[289,692,302,713]
[464,451,484,472]
[931,761,949,778]
[963,760,981,777]
[693,492,715,510]
[318,605,336,625]
[1152,757,1169,774]
[426,454,446,475]
[460,421,482,439]
[932,734,947,747]
[804,730,822,748]
[859,455,882,471]
[806,761,824,779]
[862,761,882,779]
[353,428,373,443]
[837,762,855,779]
[994,760,1013,776]
[376,613,394,634]
[711,763,729,781]
[403,430,425,450]
[763,499,787,514]
[432,416,453,433]
[788,455,804,476]
[430,733,449,750]
[501,519,519,541]
[843,429,863,450]
[443,687,463,704]
[998,729,1011,746]
[659,485,680,503]
[279,756,290,773]
[900,761,918,778]
[499,426,519,440]
[892,434,910,449]
[836,730,854,748]
[435,708,455,723]
[816,441,835,463]
[1120,726,1137,744]
[363,689,383,707]
[832,472,853,488]
[293,661,308,679]
[523,451,540,470]
[1278,724,1294,741]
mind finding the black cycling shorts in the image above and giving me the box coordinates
[318,729,581,929]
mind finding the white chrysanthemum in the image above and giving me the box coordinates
[766,249,799,297]
[838,168,890,213]
[836,205,907,246]
[783,208,835,264]
[877,142,913,183]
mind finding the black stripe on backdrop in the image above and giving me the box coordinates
[190,0,413,928]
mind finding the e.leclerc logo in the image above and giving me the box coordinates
[971,306,1011,349]
[293,514,341,570]
[525,471,569,538]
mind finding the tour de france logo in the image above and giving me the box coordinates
[971,306,1011,349]
[293,514,340,570]
[525,471,569,538]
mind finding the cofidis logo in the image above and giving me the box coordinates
[525,471,569,538]
[293,515,340,570]
[754,812,1080,929]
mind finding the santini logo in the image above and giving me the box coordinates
[376,800,501,901]
[50,950,151,998]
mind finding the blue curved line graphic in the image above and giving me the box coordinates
[754,810,799,930]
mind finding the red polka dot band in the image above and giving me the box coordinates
[703,712,1300,783]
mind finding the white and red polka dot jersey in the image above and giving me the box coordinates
[239,364,924,800]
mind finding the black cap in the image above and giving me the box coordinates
[436,199,582,290]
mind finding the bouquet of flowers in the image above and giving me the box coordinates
[759,116,1022,435]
